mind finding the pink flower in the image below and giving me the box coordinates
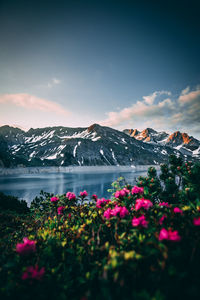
[159,228,169,241]
[103,206,129,219]
[66,192,76,200]
[92,194,98,201]
[80,190,88,198]
[135,198,153,211]
[132,215,148,228]
[68,213,72,219]
[168,229,181,241]
[96,198,111,208]
[57,206,65,215]
[159,228,181,241]
[104,208,113,219]
[22,265,45,281]
[173,207,183,215]
[159,215,167,225]
[119,206,129,218]
[193,217,200,226]
[111,205,122,216]
[131,186,144,195]
[159,202,170,208]
[114,188,129,199]
[50,196,59,202]
[16,238,36,255]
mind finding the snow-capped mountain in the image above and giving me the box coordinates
[123,128,200,159]
[0,124,195,168]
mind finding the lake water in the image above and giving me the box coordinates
[0,169,148,205]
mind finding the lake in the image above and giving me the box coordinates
[0,168,149,205]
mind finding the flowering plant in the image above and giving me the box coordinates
[1,155,200,300]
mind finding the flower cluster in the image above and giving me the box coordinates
[4,157,200,300]
[57,206,65,215]
[114,188,130,199]
[193,217,200,226]
[80,191,88,198]
[66,192,76,200]
[16,238,36,255]
[174,207,183,215]
[22,265,45,281]
[132,215,148,228]
[104,205,129,219]
[159,228,181,242]
[135,198,153,211]
[131,186,144,195]
[159,215,167,225]
[159,202,170,208]
[96,198,111,208]
[92,194,98,201]
[50,196,59,202]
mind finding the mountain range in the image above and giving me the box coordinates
[123,128,200,158]
[0,124,199,168]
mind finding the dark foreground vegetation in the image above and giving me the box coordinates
[0,155,200,300]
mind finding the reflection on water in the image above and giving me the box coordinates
[0,170,148,205]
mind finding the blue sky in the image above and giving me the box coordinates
[0,0,200,138]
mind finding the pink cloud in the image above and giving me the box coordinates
[0,93,70,116]
[179,88,200,105]
[100,95,173,127]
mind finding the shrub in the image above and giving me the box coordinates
[0,156,200,300]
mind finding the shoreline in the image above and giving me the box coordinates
[0,165,160,175]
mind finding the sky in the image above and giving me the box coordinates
[0,0,200,138]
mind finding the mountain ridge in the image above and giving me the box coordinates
[123,128,200,159]
[0,124,198,168]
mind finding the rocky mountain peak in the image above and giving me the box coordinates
[87,123,101,133]
[167,131,191,144]
[131,129,139,137]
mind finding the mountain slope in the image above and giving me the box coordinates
[0,124,193,167]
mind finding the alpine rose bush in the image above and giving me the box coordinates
[2,156,200,300]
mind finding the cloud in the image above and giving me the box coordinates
[178,88,200,105]
[100,85,200,138]
[181,86,190,96]
[143,90,171,105]
[101,92,173,127]
[0,93,70,116]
